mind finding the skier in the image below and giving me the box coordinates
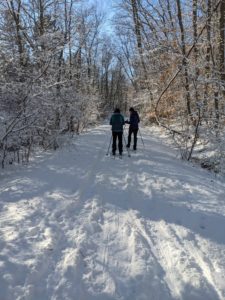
[110,108,125,156]
[125,107,140,151]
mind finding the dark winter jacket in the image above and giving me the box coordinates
[126,111,140,129]
[110,113,125,132]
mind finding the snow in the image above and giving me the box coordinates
[0,124,225,300]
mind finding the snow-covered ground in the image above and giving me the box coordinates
[0,125,225,300]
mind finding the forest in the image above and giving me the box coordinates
[0,0,225,174]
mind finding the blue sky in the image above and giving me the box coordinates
[90,0,115,34]
[88,0,113,14]
[94,0,113,12]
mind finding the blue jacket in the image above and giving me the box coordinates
[127,111,140,129]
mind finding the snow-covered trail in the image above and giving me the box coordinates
[0,125,225,300]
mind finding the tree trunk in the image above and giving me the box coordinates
[219,0,225,86]
[204,0,212,115]
[193,0,200,104]
[8,0,26,67]
[130,0,148,85]
[176,0,191,115]
[218,0,225,124]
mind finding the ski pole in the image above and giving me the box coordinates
[106,135,112,156]
[123,133,131,157]
[138,128,145,149]
[124,124,128,136]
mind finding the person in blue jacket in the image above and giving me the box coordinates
[110,108,125,156]
[125,107,140,150]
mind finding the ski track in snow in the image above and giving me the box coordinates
[0,125,225,300]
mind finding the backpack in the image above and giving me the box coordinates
[110,113,125,132]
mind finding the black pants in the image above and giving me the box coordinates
[112,132,123,154]
[127,128,138,150]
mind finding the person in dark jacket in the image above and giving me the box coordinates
[110,108,125,156]
[125,107,140,150]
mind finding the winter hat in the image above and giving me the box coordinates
[129,107,134,112]
[114,108,120,113]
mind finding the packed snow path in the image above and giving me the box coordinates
[0,125,225,300]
